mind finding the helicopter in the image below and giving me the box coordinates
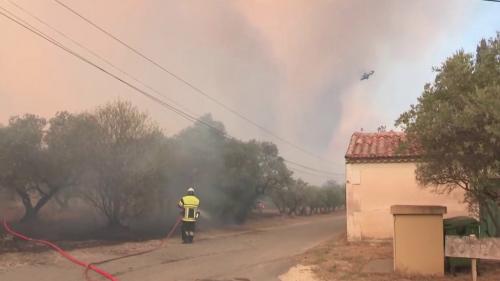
[360,70,375,80]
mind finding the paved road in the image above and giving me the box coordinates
[1,214,345,281]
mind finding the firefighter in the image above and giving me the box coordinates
[178,187,200,243]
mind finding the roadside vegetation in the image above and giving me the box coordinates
[0,100,345,239]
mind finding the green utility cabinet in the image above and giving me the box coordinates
[444,216,480,275]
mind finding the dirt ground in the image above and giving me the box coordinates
[0,214,308,273]
[0,213,346,281]
[278,264,318,281]
[7,213,497,281]
[300,233,500,281]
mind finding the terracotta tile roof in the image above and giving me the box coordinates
[345,131,421,162]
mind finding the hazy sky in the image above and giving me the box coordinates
[1,0,499,184]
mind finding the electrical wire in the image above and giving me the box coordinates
[53,0,343,167]
[8,0,196,118]
[284,159,344,176]
[0,5,223,133]
[0,4,343,178]
[288,166,339,179]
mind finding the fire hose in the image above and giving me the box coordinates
[2,216,182,281]
[84,216,182,281]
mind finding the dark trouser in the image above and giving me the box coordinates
[181,221,196,243]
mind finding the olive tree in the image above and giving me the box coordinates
[396,33,500,236]
[80,101,168,227]
[0,115,48,222]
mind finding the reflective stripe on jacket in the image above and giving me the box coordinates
[178,195,200,222]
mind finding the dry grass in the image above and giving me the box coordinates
[301,233,500,281]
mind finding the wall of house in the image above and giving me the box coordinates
[346,162,469,241]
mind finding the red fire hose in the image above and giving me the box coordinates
[2,218,117,281]
[2,216,182,281]
[83,216,182,281]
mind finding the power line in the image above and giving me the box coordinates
[8,0,196,118]
[0,5,345,178]
[53,0,343,167]
[288,166,340,179]
[284,159,344,176]
[1,4,344,178]
[0,6,218,132]
[8,1,340,178]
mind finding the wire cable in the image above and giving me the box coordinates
[284,159,344,176]
[0,4,343,177]
[0,5,223,133]
[8,0,196,118]
[53,0,342,167]
[288,166,340,179]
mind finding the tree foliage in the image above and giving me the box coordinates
[0,115,48,222]
[0,112,100,221]
[269,178,345,216]
[396,33,500,235]
[80,101,168,227]
[1,100,345,229]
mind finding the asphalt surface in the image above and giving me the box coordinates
[0,214,346,281]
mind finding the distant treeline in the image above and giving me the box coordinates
[0,100,345,227]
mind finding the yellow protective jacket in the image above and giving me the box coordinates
[178,195,200,222]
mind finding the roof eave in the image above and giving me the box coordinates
[345,155,422,164]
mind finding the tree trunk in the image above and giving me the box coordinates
[107,195,124,227]
[107,216,123,228]
[17,189,36,223]
[18,186,59,223]
[20,206,37,223]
